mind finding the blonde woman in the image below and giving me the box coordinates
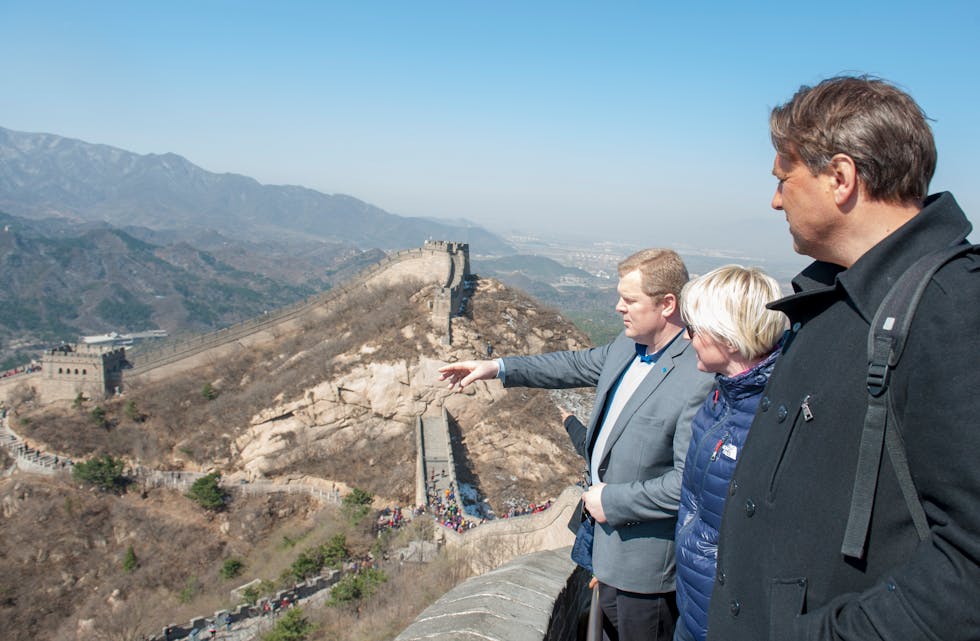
[673,265,787,641]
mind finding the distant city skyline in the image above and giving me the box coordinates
[1,2,977,262]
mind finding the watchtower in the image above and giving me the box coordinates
[40,344,127,402]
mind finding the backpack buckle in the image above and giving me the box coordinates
[867,361,890,397]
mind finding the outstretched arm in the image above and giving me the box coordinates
[437,360,500,390]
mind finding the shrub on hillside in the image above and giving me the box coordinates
[72,455,129,493]
[340,488,373,524]
[186,472,227,511]
[201,382,218,401]
[122,545,139,572]
[328,567,387,607]
[220,558,244,580]
[90,406,108,429]
[262,606,315,641]
[178,576,202,604]
[290,534,349,581]
[124,399,146,423]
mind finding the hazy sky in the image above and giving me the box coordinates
[1,1,977,261]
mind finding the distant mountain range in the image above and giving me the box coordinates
[0,209,357,367]
[0,126,512,254]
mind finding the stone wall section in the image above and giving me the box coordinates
[440,485,580,574]
[155,570,342,641]
[415,404,580,572]
[127,240,469,382]
[416,407,463,510]
[394,548,590,641]
[0,372,39,406]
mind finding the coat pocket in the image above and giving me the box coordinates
[769,576,807,640]
[766,400,807,503]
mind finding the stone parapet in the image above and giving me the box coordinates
[440,485,581,574]
[394,547,589,641]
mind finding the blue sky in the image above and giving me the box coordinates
[1,1,977,261]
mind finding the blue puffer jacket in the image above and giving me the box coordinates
[674,348,780,641]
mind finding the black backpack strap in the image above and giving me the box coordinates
[841,243,977,559]
[883,395,929,541]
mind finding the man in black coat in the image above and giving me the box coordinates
[707,76,980,640]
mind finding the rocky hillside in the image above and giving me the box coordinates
[15,275,592,506]
[0,476,320,641]
[2,272,594,639]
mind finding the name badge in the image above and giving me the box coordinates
[721,443,738,460]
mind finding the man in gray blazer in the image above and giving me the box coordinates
[439,248,714,641]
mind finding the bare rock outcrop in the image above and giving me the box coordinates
[232,277,591,510]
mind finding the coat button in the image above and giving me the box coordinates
[717,571,726,585]
[729,480,738,496]
[745,499,756,517]
[792,322,801,332]
[760,396,770,411]
[776,405,788,422]
[730,600,741,616]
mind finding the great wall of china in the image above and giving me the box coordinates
[0,240,587,641]
[0,239,471,404]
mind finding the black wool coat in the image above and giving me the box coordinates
[706,192,980,641]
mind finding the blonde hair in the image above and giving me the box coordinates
[618,248,689,300]
[681,265,787,361]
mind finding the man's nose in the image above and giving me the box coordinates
[771,187,783,210]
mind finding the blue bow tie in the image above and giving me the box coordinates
[635,343,656,363]
[635,329,685,364]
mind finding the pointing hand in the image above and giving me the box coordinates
[437,360,499,390]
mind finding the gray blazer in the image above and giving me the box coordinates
[501,331,713,593]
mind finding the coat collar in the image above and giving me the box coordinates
[716,346,781,402]
[771,192,972,323]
